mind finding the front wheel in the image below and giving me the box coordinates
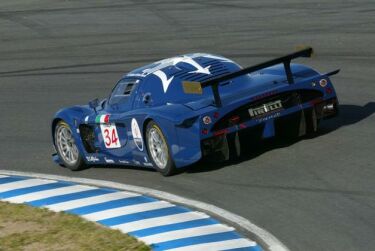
[55,120,86,171]
[146,121,176,176]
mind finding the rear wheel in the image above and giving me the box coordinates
[55,120,86,171]
[305,107,320,134]
[146,121,176,176]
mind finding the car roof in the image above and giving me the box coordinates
[124,53,241,81]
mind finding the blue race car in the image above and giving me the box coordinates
[52,47,339,176]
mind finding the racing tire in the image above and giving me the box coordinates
[227,132,241,160]
[54,120,86,171]
[145,121,176,176]
[305,107,320,134]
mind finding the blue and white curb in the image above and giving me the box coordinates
[0,171,289,251]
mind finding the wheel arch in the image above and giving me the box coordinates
[51,106,91,161]
[141,114,202,169]
[142,117,154,141]
[51,118,63,147]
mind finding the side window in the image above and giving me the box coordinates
[108,79,139,106]
[133,77,166,108]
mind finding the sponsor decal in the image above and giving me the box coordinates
[256,112,281,122]
[104,157,115,164]
[143,156,153,166]
[84,116,89,123]
[119,160,130,164]
[131,118,143,151]
[86,156,100,162]
[100,123,121,149]
[133,160,141,165]
[249,100,283,118]
[95,114,110,124]
[202,116,212,125]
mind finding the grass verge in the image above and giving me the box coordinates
[0,201,150,251]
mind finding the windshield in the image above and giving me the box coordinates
[108,79,139,106]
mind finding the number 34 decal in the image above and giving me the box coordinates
[100,124,121,149]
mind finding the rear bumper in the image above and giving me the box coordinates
[201,97,338,158]
[205,97,337,139]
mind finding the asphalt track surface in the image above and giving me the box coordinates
[0,1,374,250]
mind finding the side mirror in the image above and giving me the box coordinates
[89,98,99,113]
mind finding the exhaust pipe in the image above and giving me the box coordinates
[323,103,335,112]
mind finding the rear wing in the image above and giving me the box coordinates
[182,47,339,107]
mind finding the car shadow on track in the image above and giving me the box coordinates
[185,103,375,174]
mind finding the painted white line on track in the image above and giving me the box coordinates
[0,178,56,193]
[0,170,290,251]
[4,185,96,203]
[112,211,210,233]
[140,224,235,244]
[83,200,174,222]
[46,191,138,212]
[165,238,257,251]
